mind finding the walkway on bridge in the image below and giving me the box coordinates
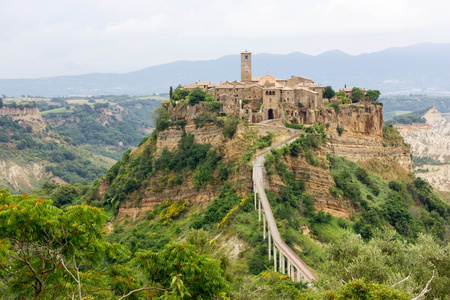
[252,133,317,282]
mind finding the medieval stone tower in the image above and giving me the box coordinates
[241,50,252,83]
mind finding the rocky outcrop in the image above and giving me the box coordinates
[117,102,414,220]
[320,103,413,172]
[396,110,450,162]
[0,106,45,131]
[0,106,41,117]
[156,125,224,156]
[395,107,450,191]
[117,124,255,220]
[415,164,450,192]
[0,160,48,193]
[268,147,350,219]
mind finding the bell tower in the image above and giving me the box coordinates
[241,50,252,83]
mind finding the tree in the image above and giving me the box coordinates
[366,90,381,102]
[329,279,408,300]
[205,93,214,102]
[171,85,189,101]
[0,190,112,299]
[152,107,171,131]
[351,87,364,103]
[50,184,79,207]
[323,86,336,100]
[188,87,206,105]
[0,98,3,109]
[132,242,229,299]
[336,91,345,98]
[169,86,173,99]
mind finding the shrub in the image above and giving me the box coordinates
[355,167,380,196]
[255,132,275,149]
[159,199,191,224]
[188,87,206,105]
[203,101,220,111]
[222,116,240,138]
[192,186,241,229]
[330,101,340,114]
[310,210,332,224]
[284,121,304,130]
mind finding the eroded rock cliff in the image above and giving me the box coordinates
[115,102,413,220]
[320,103,413,172]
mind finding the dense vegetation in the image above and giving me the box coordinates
[101,132,227,213]
[0,190,229,299]
[328,155,449,242]
[0,116,107,185]
[384,106,431,125]
[8,98,447,299]
[38,96,162,160]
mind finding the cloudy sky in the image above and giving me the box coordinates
[1,0,449,79]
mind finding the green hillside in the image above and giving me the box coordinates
[0,116,114,193]
[38,95,163,160]
[2,115,446,299]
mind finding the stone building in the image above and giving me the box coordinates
[183,51,327,124]
[339,87,366,100]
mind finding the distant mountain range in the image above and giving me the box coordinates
[1,43,450,97]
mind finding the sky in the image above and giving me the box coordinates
[1,0,449,79]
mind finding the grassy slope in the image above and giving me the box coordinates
[97,120,450,298]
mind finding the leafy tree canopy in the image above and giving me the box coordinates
[323,86,336,100]
[366,89,381,102]
[351,87,364,103]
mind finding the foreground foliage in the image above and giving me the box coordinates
[0,190,229,299]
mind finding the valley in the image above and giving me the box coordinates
[0,95,162,193]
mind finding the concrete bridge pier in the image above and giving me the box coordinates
[274,246,277,271]
[258,198,261,224]
[254,185,257,210]
[263,214,266,239]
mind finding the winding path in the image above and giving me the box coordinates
[252,134,318,282]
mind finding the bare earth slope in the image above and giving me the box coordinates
[396,107,450,192]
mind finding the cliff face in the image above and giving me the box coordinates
[0,106,41,117]
[117,124,254,220]
[319,103,413,172]
[395,107,450,192]
[116,102,414,220]
[269,149,350,218]
[0,160,48,193]
[0,107,45,131]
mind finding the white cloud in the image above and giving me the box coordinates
[0,0,449,78]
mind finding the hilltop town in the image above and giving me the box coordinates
[180,51,375,125]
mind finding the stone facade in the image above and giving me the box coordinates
[183,51,326,124]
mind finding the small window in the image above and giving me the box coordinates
[244,55,248,62]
